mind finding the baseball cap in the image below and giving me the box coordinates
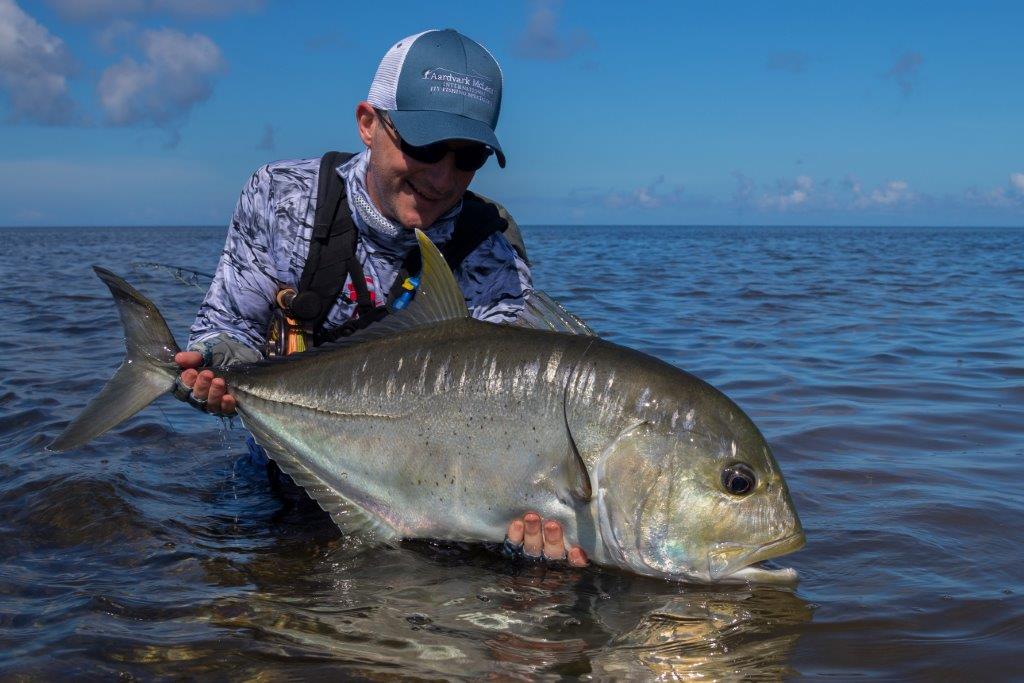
[367,29,506,168]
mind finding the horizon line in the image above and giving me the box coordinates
[1,223,1022,230]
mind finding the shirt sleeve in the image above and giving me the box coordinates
[456,232,534,324]
[187,165,281,357]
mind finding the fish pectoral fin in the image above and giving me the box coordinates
[562,408,593,504]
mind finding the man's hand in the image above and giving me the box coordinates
[175,351,236,415]
[505,512,588,567]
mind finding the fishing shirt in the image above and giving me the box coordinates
[187,150,533,364]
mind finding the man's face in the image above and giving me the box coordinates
[357,102,477,230]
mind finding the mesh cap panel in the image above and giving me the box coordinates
[367,30,435,110]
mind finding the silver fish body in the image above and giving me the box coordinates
[50,231,805,585]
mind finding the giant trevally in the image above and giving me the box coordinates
[49,231,805,585]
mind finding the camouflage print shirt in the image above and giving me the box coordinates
[187,150,532,364]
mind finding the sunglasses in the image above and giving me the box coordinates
[377,110,493,172]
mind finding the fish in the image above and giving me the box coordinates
[49,230,805,585]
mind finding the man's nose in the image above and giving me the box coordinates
[421,151,457,189]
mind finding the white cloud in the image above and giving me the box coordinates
[98,28,224,128]
[585,176,684,210]
[844,176,916,208]
[863,179,913,207]
[0,0,77,124]
[759,175,813,210]
[965,172,1024,208]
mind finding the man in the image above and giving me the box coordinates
[174,29,587,567]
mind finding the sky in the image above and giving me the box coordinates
[1,0,1022,227]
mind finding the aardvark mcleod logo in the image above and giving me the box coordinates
[422,68,495,105]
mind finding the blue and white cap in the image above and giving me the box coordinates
[368,29,506,167]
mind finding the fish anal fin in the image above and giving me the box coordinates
[249,431,399,543]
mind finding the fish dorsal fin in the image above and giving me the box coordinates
[319,228,469,349]
[510,290,597,336]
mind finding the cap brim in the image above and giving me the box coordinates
[388,110,506,168]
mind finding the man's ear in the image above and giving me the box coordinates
[356,101,376,147]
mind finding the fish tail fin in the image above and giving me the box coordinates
[48,267,181,452]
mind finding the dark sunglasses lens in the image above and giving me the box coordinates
[400,140,448,164]
[454,146,492,172]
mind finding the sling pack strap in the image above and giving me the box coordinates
[290,151,375,335]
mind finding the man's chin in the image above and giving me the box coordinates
[396,204,443,231]
[396,213,430,231]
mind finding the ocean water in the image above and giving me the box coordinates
[0,225,1021,679]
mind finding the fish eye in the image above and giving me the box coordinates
[721,463,756,496]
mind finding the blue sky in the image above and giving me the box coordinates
[1,0,1022,227]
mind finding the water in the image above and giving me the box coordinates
[1,225,1021,679]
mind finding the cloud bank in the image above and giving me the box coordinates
[0,0,78,124]
[572,176,685,211]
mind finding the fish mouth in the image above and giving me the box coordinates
[706,532,806,585]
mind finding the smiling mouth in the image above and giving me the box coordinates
[406,179,442,202]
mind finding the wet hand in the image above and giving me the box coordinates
[175,351,236,416]
[505,512,588,567]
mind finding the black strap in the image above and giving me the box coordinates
[291,151,369,334]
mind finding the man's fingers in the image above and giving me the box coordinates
[178,368,235,416]
[507,518,525,546]
[220,394,237,415]
[192,370,213,400]
[568,545,589,567]
[522,512,543,557]
[543,520,567,560]
[175,351,204,369]
[207,378,237,416]
[207,378,226,410]
[180,368,198,388]
[503,514,587,567]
